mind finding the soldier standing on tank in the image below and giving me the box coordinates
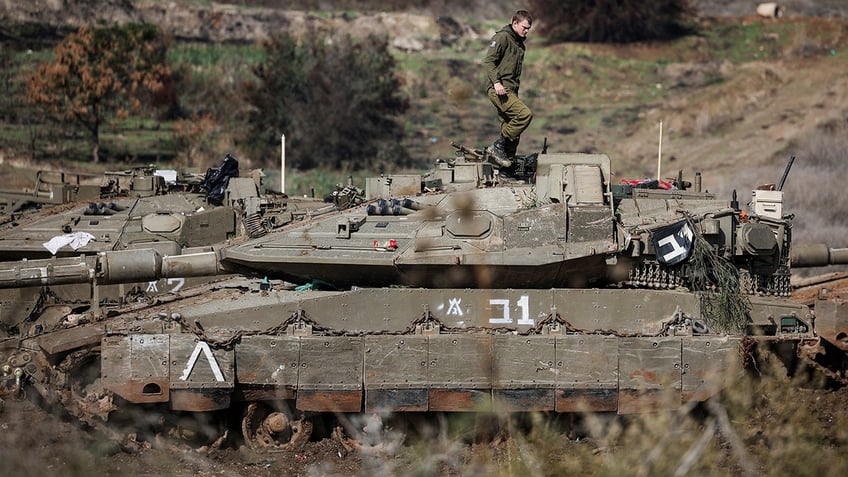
[484,10,534,168]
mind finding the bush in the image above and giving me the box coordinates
[243,31,411,170]
[528,0,696,43]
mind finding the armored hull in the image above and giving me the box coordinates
[93,283,809,414]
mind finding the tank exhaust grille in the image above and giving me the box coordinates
[243,212,267,238]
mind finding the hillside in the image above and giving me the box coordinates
[1,1,847,246]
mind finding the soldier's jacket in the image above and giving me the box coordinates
[483,24,526,94]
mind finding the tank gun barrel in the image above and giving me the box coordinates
[0,256,96,288]
[0,249,224,289]
[790,244,848,268]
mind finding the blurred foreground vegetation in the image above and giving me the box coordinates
[381,352,848,476]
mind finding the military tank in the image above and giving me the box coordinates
[1,146,847,451]
[0,155,331,337]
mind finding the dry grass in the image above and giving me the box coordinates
[338,366,848,476]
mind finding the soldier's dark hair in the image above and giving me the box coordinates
[513,10,533,25]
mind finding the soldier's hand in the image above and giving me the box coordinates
[494,82,507,96]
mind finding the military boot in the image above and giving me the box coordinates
[504,137,519,160]
[486,135,512,168]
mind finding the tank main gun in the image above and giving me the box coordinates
[790,244,848,267]
[0,248,224,289]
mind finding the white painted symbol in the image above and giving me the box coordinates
[658,224,692,263]
[515,295,534,325]
[180,341,225,382]
[489,298,512,324]
[167,277,185,292]
[488,295,535,326]
[146,278,186,293]
[446,297,463,316]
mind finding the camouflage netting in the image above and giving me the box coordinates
[686,220,750,333]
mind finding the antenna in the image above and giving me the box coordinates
[656,121,663,181]
[777,155,795,191]
[280,133,286,194]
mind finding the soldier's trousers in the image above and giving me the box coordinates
[487,88,533,144]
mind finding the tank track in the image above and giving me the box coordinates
[626,262,686,289]
[739,269,791,297]
[626,262,791,297]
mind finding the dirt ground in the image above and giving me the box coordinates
[0,397,363,477]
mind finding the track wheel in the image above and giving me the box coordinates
[241,402,312,451]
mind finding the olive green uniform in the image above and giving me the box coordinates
[484,24,533,155]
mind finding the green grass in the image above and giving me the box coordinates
[532,45,667,107]
[144,0,216,8]
[0,123,34,143]
[168,42,266,67]
[12,49,53,63]
[101,129,175,159]
[282,164,432,199]
[284,168,366,199]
